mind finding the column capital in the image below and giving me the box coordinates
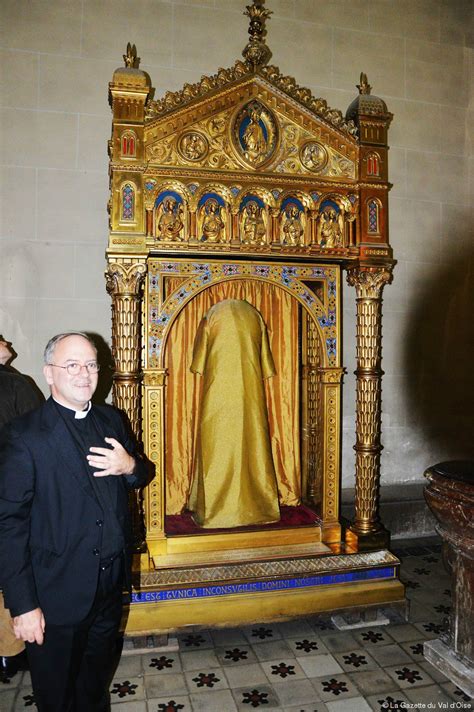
[318,367,345,384]
[143,370,167,387]
[346,263,394,299]
[106,259,147,296]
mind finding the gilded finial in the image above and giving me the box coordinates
[242,0,272,70]
[123,43,140,69]
[357,72,371,95]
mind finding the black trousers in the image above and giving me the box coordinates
[26,556,123,712]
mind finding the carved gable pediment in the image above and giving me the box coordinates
[145,70,357,181]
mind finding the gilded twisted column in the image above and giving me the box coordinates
[106,258,147,547]
[346,264,393,548]
[105,259,147,434]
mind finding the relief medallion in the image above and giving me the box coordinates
[177,131,209,162]
[300,141,328,173]
[232,100,278,169]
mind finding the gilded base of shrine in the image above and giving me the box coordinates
[148,524,323,562]
[345,525,391,552]
[124,547,405,636]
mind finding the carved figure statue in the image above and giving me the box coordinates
[319,207,343,248]
[243,108,267,162]
[241,200,266,245]
[282,203,304,246]
[200,198,225,243]
[156,197,184,241]
[188,299,280,528]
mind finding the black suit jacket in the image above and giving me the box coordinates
[0,398,148,626]
[0,365,43,428]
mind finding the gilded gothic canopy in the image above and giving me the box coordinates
[107,2,393,263]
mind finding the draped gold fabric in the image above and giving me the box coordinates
[189,299,280,528]
[164,279,301,516]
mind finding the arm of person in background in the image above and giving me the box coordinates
[14,377,43,417]
[0,425,44,643]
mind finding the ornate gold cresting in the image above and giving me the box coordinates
[242,0,272,70]
[346,264,394,547]
[145,62,357,137]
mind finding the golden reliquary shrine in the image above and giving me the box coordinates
[105,1,405,635]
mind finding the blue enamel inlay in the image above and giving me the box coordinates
[240,194,265,211]
[281,196,305,213]
[198,192,226,209]
[239,114,268,149]
[154,190,183,209]
[132,567,396,604]
[319,198,340,215]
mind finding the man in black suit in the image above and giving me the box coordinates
[0,332,148,711]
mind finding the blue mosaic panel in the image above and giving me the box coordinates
[149,274,160,293]
[253,265,271,278]
[149,335,162,358]
[122,184,134,220]
[368,200,379,233]
[326,338,337,356]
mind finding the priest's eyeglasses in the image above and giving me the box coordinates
[48,362,100,375]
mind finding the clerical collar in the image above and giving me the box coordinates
[53,398,91,419]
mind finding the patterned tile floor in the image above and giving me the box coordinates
[1,536,473,711]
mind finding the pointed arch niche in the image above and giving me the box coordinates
[106,13,403,635]
[144,258,341,542]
